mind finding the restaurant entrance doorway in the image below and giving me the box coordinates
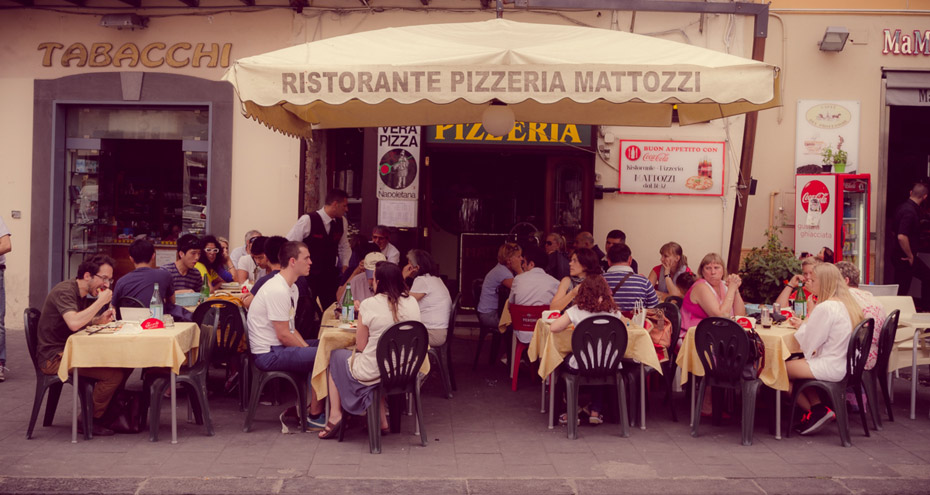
[420,147,593,303]
[883,104,930,285]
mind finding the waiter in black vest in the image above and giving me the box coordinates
[286,189,352,311]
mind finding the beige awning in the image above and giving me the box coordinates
[223,18,780,138]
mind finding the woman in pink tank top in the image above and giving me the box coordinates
[679,253,746,343]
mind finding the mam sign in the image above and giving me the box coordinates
[883,29,930,56]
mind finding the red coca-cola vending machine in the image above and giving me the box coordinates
[795,173,871,283]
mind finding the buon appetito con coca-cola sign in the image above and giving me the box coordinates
[618,139,725,196]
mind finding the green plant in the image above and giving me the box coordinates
[821,147,834,167]
[738,227,802,304]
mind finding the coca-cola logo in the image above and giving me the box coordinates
[800,180,830,213]
[625,145,641,161]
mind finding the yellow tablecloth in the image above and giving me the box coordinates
[310,324,431,399]
[498,301,511,333]
[676,323,799,392]
[58,322,200,381]
[528,318,663,379]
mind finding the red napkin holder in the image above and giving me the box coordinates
[736,317,753,330]
[141,318,165,330]
[547,311,561,320]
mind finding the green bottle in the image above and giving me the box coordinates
[793,282,807,319]
[201,273,211,303]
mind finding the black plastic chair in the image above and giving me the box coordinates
[690,317,763,446]
[340,320,429,453]
[787,318,875,448]
[862,310,900,430]
[427,292,461,399]
[560,315,631,440]
[145,307,219,441]
[472,278,505,370]
[192,300,249,410]
[242,356,309,433]
[665,296,684,309]
[115,296,146,320]
[23,308,96,440]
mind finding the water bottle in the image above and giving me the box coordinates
[793,282,807,319]
[150,283,164,322]
[342,283,354,322]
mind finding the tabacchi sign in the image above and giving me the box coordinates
[618,139,725,196]
[38,42,233,68]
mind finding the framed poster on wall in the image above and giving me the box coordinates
[618,139,725,196]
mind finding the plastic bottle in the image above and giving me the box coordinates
[342,283,354,322]
[201,273,211,303]
[793,282,807,319]
[150,283,164,322]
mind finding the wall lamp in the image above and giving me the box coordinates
[819,26,849,52]
[482,100,515,137]
[100,14,148,30]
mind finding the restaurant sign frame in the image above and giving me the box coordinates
[618,139,725,197]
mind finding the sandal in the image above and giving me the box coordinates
[318,419,344,440]
[588,412,604,425]
[558,413,580,426]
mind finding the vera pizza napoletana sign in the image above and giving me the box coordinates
[618,139,725,196]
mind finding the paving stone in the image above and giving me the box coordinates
[467,479,575,495]
[138,477,280,494]
[753,478,850,494]
[0,477,144,494]
[576,478,762,494]
[282,478,466,494]
[840,478,930,494]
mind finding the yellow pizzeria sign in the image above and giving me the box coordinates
[425,122,592,148]
[38,42,233,68]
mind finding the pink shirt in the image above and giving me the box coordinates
[680,279,732,341]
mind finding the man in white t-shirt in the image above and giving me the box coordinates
[236,236,268,284]
[247,240,325,428]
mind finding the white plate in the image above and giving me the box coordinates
[339,323,357,331]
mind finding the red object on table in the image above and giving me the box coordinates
[141,318,165,330]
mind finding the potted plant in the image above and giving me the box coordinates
[821,137,848,174]
[738,227,802,304]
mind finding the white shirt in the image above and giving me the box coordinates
[509,267,559,306]
[0,215,9,265]
[794,300,854,382]
[247,274,298,355]
[351,294,421,384]
[381,242,400,264]
[410,274,452,330]
[285,208,352,268]
[229,245,246,268]
[237,255,266,284]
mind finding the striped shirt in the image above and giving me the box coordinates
[603,265,659,311]
[160,262,204,293]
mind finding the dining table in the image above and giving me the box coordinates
[310,304,430,400]
[527,317,664,430]
[676,321,800,439]
[59,321,200,443]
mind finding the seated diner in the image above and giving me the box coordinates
[550,247,602,312]
[680,252,746,343]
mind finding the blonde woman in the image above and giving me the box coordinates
[680,253,746,339]
[786,263,864,435]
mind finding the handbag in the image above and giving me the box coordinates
[106,389,144,434]
[742,328,766,380]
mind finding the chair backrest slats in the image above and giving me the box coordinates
[875,310,900,375]
[24,308,42,369]
[694,317,752,384]
[376,320,429,394]
[570,315,628,377]
[847,318,876,384]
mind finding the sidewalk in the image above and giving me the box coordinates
[2,323,930,494]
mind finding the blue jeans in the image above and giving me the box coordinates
[0,268,5,364]
[253,341,320,374]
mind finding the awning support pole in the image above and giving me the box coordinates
[726,24,767,275]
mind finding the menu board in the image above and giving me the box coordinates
[618,139,725,196]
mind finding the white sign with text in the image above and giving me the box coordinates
[376,126,420,227]
[618,139,725,196]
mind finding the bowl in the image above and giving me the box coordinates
[175,292,202,306]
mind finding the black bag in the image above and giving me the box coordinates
[742,328,766,380]
[106,389,144,434]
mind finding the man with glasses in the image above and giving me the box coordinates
[229,229,261,269]
[161,234,204,294]
[36,254,131,436]
[371,225,400,264]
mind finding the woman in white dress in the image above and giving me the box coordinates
[786,263,863,435]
